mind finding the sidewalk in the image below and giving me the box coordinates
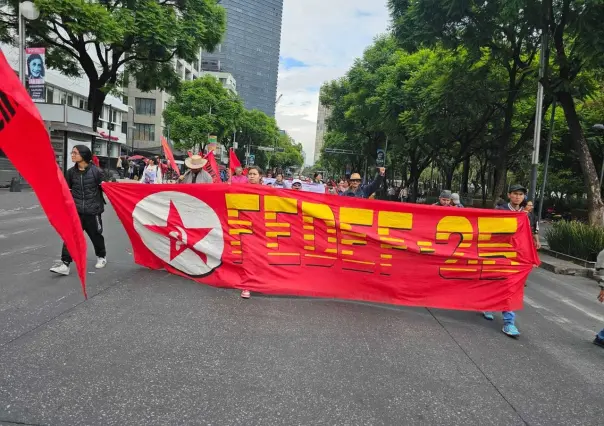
[538,251,597,280]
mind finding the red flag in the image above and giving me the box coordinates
[0,50,88,297]
[160,136,180,176]
[102,183,539,312]
[187,151,193,157]
[203,151,221,183]
[92,155,100,167]
[229,148,242,172]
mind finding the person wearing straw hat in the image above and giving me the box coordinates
[179,155,213,184]
[341,168,385,198]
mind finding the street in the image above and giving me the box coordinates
[0,191,603,426]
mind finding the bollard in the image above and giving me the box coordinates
[9,177,21,192]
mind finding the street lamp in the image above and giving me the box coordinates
[10,1,39,192]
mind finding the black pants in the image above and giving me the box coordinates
[61,213,106,264]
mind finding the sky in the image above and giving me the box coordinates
[275,0,390,165]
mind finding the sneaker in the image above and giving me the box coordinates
[95,257,107,269]
[483,312,494,321]
[240,290,251,299]
[502,324,520,337]
[50,261,70,276]
[594,336,604,348]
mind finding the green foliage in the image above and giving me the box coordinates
[163,76,244,151]
[0,0,226,125]
[545,221,604,262]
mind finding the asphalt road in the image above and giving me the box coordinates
[0,190,603,426]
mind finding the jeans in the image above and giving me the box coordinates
[598,328,604,340]
[485,311,516,325]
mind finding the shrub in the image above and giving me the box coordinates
[545,221,604,261]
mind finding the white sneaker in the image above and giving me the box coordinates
[95,257,107,269]
[50,261,70,276]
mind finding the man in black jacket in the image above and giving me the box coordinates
[50,145,107,275]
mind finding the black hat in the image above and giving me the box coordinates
[508,184,527,193]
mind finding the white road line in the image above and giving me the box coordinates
[0,228,41,239]
[524,296,597,335]
[0,205,40,217]
[0,244,46,257]
[531,286,604,322]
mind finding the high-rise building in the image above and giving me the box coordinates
[202,0,283,117]
[314,96,331,164]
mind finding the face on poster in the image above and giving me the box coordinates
[25,47,46,102]
[376,149,385,167]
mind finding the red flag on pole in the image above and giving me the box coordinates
[203,151,221,183]
[229,148,242,172]
[0,49,88,297]
[160,136,180,177]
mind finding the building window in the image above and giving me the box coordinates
[135,98,156,115]
[46,88,54,103]
[121,121,128,134]
[67,94,73,106]
[111,109,117,123]
[78,99,89,110]
[99,106,105,120]
[134,123,155,141]
[123,95,129,105]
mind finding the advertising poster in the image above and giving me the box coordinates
[25,47,45,102]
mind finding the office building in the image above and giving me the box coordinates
[201,0,283,117]
[314,96,331,164]
[124,57,238,151]
[0,44,127,184]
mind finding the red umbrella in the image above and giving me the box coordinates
[128,155,146,160]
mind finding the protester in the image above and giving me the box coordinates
[127,160,134,179]
[387,185,396,201]
[451,193,464,208]
[336,179,349,195]
[523,199,539,236]
[240,166,263,299]
[482,184,539,337]
[50,145,107,275]
[433,190,453,206]
[314,172,323,184]
[178,155,213,184]
[231,167,248,184]
[116,156,124,178]
[399,186,409,202]
[140,158,163,184]
[291,178,302,191]
[273,173,286,188]
[341,168,385,198]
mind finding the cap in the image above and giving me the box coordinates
[292,178,302,185]
[508,184,527,193]
[439,190,452,199]
[451,193,461,203]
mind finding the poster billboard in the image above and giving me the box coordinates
[25,47,45,102]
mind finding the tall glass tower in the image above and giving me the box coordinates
[203,0,283,117]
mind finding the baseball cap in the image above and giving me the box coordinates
[508,184,527,193]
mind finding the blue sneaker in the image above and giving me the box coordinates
[502,324,520,337]
[482,312,494,321]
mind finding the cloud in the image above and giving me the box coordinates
[276,0,390,165]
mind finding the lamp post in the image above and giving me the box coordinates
[10,1,39,192]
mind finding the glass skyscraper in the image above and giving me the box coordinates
[203,0,283,117]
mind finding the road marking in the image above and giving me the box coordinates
[524,296,597,335]
[0,204,40,217]
[0,244,46,257]
[531,286,604,322]
[0,228,41,239]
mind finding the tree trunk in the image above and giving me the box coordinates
[558,91,604,225]
[444,168,454,190]
[88,84,108,132]
[461,156,470,195]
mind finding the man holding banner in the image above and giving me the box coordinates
[179,155,213,184]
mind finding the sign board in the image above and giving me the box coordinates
[257,146,275,152]
[25,47,46,102]
[248,154,255,165]
[376,148,385,167]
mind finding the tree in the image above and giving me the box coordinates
[163,76,244,151]
[233,109,281,167]
[389,0,541,203]
[272,134,304,170]
[542,0,604,224]
[1,0,226,128]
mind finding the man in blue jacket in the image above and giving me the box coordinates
[341,168,385,198]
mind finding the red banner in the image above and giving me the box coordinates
[161,136,180,177]
[102,183,539,311]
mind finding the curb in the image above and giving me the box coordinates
[538,260,595,279]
